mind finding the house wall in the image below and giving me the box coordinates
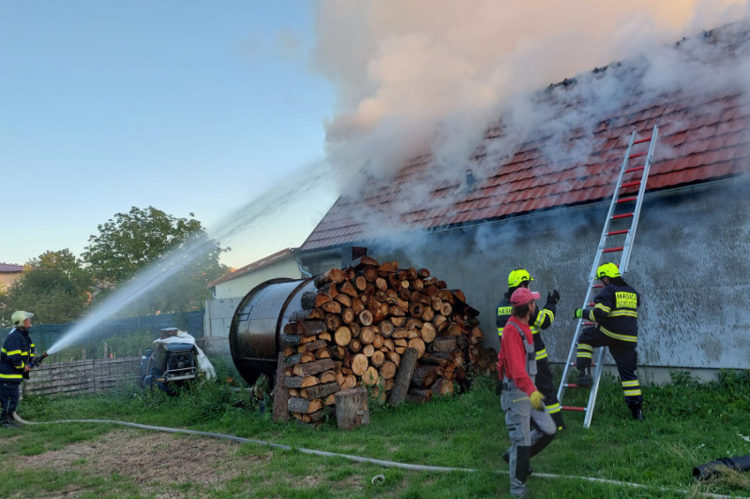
[0,271,22,292]
[303,177,750,372]
[212,258,301,300]
[204,257,302,341]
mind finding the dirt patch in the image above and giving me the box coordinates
[17,429,268,487]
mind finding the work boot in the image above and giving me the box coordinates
[0,412,17,428]
[577,367,591,387]
[629,402,644,421]
[552,411,565,431]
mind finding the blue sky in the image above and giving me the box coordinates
[1,1,336,268]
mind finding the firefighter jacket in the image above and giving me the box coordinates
[583,282,640,343]
[497,316,537,396]
[497,290,556,360]
[0,327,35,384]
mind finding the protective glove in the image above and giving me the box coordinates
[573,308,583,319]
[547,289,560,305]
[530,390,545,410]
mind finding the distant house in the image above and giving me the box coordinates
[209,248,302,300]
[296,25,750,376]
[0,263,23,293]
[203,248,302,346]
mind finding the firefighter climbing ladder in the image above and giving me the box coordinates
[556,125,659,428]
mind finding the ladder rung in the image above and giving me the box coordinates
[612,213,633,219]
[632,137,651,144]
[621,180,641,188]
[603,246,623,253]
[617,196,637,204]
[563,406,586,412]
[564,383,585,388]
[583,321,596,326]
[624,166,644,174]
[628,151,646,159]
[592,283,603,288]
[607,229,629,236]
[569,362,597,367]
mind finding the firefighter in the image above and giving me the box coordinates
[0,311,36,427]
[496,269,564,430]
[498,287,556,497]
[574,262,643,420]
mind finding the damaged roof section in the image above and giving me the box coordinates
[301,25,750,251]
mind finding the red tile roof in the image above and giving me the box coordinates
[301,29,750,252]
[208,248,296,288]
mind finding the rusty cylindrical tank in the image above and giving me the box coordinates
[229,277,316,386]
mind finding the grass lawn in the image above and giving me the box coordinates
[1,362,748,498]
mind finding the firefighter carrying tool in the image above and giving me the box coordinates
[1,311,40,427]
[497,269,564,430]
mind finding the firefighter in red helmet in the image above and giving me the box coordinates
[498,287,556,497]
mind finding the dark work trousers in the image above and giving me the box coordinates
[0,381,20,417]
[534,358,564,428]
[576,326,643,406]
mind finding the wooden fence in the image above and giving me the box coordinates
[22,357,142,397]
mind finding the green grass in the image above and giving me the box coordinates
[1,365,749,498]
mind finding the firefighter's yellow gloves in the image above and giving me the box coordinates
[530,390,545,410]
[573,308,583,319]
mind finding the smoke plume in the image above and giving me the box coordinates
[313,1,747,179]
[307,1,750,248]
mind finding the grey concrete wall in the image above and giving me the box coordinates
[354,177,750,370]
[204,297,242,338]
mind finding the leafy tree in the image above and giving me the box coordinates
[0,250,92,325]
[82,206,227,314]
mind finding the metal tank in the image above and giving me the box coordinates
[229,277,316,386]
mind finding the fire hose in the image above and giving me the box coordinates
[10,414,739,498]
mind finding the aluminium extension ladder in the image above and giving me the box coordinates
[556,125,659,428]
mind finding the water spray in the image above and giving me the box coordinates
[47,159,339,355]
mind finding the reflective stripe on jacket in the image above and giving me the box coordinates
[0,328,33,383]
[584,283,640,342]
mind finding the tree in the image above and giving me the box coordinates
[82,206,227,314]
[0,249,92,325]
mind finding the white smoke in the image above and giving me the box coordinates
[308,1,750,248]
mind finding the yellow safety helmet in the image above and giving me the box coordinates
[596,262,621,279]
[11,310,33,327]
[508,268,534,288]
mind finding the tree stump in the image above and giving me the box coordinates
[334,387,369,430]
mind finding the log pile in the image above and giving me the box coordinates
[277,256,491,424]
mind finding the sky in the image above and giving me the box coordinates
[1,1,336,269]
[3,1,748,272]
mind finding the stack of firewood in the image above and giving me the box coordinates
[276,256,490,424]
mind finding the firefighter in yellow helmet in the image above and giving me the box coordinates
[1,311,36,427]
[496,269,564,430]
[574,262,643,420]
